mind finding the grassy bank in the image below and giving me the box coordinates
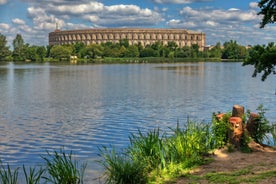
[1,106,275,183]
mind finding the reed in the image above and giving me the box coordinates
[0,161,19,184]
[99,146,147,184]
[41,148,87,184]
[166,120,214,167]
[23,165,45,184]
[128,128,166,171]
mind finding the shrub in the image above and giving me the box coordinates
[212,113,231,148]
[247,105,270,144]
[166,120,214,167]
[128,128,166,171]
[99,146,148,184]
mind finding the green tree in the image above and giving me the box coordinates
[245,0,275,81]
[85,44,104,59]
[72,42,85,58]
[209,42,222,58]
[222,40,242,59]
[0,33,10,61]
[12,34,25,61]
[124,45,139,57]
[243,42,276,81]
[50,45,73,61]
[191,44,199,58]
[119,39,129,48]
[258,0,276,28]
[36,46,46,62]
[140,47,158,57]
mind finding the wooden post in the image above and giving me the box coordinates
[229,117,243,148]
[232,105,244,118]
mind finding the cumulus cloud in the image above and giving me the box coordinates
[152,0,211,4]
[0,0,7,5]
[167,6,273,45]
[249,2,259,9]
[12,18,26,25]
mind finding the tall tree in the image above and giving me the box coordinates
[258,0,276,28]
[0,33,10,61]
[12,34,25,61]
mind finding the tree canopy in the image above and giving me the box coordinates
[243,42,276,81]
[258,0,276,28]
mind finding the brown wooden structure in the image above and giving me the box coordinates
[49,28,206,51]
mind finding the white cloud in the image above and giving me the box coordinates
[12,18,26,25]
[167,5,275,46]
[0,0,7,5]
[0,23,10,30]
[249,2,259,9]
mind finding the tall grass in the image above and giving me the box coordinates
[166,121,215,167]
[0,161,19,184]
[99,146,148,184]
[128,128,166,171]
[41,149,87,184]
[99,120,215,183]
[23,165,45,184]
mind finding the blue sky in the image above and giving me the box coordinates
[0,0,275,47]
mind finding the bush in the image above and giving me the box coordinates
[212,113,231,148]
[99,146,148,184]
[128,128,166,171]
[248,105,271,144]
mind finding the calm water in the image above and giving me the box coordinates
[0,62,275,182]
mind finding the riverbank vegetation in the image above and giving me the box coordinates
[0,106,275,183]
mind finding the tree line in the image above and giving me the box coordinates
[0,33,274,80]
[0,33,253,62]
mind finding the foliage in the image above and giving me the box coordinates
[99,147,148,184]
[128,128,166,171]
[243,42,276,81]
[166,121,214,167]
[212,113,231,148]
[209,42,222,58]
[23,165,45,184]
[99,120,215,184]
[0,161,19,184]
[0,34,11,61]
[12,34,25,61]
[247,105,271,144]
[50,45,73,61]
[41,149,87,184]
[258,0,276,28]
[222,40,248,60]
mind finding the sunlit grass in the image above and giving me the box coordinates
[41,148,87,184]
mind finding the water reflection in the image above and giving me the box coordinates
[0,62,275,182]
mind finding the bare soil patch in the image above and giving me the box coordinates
[173,142,276,184]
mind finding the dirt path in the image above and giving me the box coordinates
[173,142,276,184]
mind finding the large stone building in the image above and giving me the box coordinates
[49,28,206,51]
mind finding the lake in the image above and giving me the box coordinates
[0,62,275,182]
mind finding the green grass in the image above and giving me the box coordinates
[41,149,87,184]
[0,161,19,184]
[99,146,148,184]
[23,165,45,184]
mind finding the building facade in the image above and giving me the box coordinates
[49,28,206,51]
